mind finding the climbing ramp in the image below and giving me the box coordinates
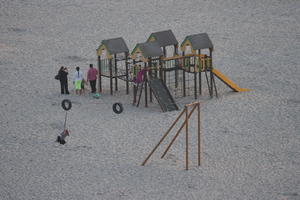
[212,69,250,92]
[148,77,179,112]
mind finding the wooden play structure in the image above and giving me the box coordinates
[97,37,130,95]
[96,30,249,112]
[142,101,202,170]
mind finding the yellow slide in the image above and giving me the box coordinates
[212,68,250,92]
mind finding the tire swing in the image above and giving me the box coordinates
[57,99,72,145]
[112,103,123,114]
[61,99,72,111]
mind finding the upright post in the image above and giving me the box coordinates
[160,104,197,159]
[204,55,212,97]
[185,106,189,170]
[194,55,197,99]
[174,44,178,89]
[159,59,163,80]
[141,109,186,166]
[149,58,153,103]
[210,48,218,97]
[198,50,202,95]
[114,54,118,91]
[109,58,113,95]
[133,59,137,104]
[144,62,148,108]
[98,56,102,93]
[142,102,202,170]
[163,70,166,84]
[197,103,201,166]
[125,52,129,94]
[209,49,213,97]
[182,52,186,97]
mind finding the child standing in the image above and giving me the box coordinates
[73,67,84,95]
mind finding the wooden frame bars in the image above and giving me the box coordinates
[141,102,202,170]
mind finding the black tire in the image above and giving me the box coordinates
[112,103,123,114]
[61,99,72,111]
[60,140,66,145]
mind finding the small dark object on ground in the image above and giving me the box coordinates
[61,99,72,111]
[112,103,123,114]
[56,129,69,145]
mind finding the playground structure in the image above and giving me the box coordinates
[97,37,130,95]
[142,101,202,170]
[97,30,249,111]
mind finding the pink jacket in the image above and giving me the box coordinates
[87,68,98,81]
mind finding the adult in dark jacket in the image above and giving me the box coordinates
[58,66,69,94]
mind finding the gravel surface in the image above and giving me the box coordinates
[0,0,299,199]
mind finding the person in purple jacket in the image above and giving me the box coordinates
[87,64,98,93]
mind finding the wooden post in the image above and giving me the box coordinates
[174,45,178,89]
[125,52,129,94]
[182,52,186,97]
[163,69,166,84]
[185,106,189,170]
[194,55,197,99]
[159,59,163,80]
[197,103,201,166]
[204,55,212,97]
[109,58,113,95]
[213,75,218,97]
[210,48,218,97]
[198,50,202,95]
[209,48,213,97]
[210,71,213,97]
[144,62,148,108]
[141,109,186,166]
[149,58,153,103]
[142,102,202,170]
[133,59,136,104]
[114,54,118,91]
[98,56,102,93]
[161,105,197,159]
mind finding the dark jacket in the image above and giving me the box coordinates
[59,69,68,82]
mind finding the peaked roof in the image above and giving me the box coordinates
[148,30,178,47]
[183,33,213,50]
[134,42,164,58]
[101,37,129,54]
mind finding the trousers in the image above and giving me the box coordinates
[89,80,96,93]
[60,80,69,94]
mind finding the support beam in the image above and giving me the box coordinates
[125,52,129,94]
[185,106,189,170]
[197,103,201,166]
[133,59,137,104]
[182,52,186,97]
[141,109,186,166]
[144,62,148,108]
[194,56,197,99]
[98,56,102,93]
[114,54,118,91]
[149,58,153,103]
[109,58,113,95]
[161,105,197,159]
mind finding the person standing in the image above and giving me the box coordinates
[73,66,84,95]
[59,66,69,94]
[87,64,98,93]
